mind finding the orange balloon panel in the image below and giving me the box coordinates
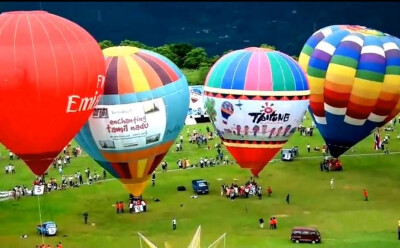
[226,144,281,177]
[0,11,105,176]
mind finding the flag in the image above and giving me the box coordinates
[33,185,45,195]
[138,232,158,248]
[188,225,201,248]
[374,130,381,150]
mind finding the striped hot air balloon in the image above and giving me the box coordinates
[75,46,189,196]
[298,25,400,158]
[203,47,310,176]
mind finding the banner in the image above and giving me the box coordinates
[88,98,166,151]
[210,98,308,142]
[186,86,210,125]
[188,86,208,118]
[135,205,144,213]
[34,185,45,196]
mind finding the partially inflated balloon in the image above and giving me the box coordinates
[204,47,310,176]
[298,25,400,157]
[0,11,106,176]
[75,46,189,196]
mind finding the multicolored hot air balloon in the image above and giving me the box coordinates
[0,11,105,176]
[75,46,189,196]
[204,47,310,176]
[298,25,400,158]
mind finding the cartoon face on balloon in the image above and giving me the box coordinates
[190,88,202,104]
[221,101,234,125]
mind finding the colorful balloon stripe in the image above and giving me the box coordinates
[299,24,400,157]
[205,47,308,92]
[102,46,182,95]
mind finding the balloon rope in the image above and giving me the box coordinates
[37,195,44,244]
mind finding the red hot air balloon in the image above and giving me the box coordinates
[0,11,106,176]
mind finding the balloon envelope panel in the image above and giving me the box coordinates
[204,47,310,176]
[0,11,106,176]
[76,46,189,195]
[298,25,400,157]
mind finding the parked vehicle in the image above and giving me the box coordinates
[37,221,57,236]
[281,146,299,161]
[192,179,209,194]
[281,149,294,161]
[291,227,321,244]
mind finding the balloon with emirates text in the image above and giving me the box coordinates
[0,11,106,176]
[203,47,310,176]
[75,46,189,196]
[298,25,400,157]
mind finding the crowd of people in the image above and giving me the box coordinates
[115,195,148,214]
[4,145,106,201]
[221,178,267,200]
[4,163,16,174]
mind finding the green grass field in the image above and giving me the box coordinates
[1,114,400,248]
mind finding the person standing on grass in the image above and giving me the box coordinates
[286,193,290,204]
[307,143,311,153]
[172,218,177,231]
[269,218,274,229]
[272,217,277,229]
[259,218,264,229]
[397,219,400,240]
[152,173,156,186]
[83,210,88,224]
[363,189,368,201]
[267,186,272,197]
[330,178,335,190]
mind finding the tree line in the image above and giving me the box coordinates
[99,40,297,85]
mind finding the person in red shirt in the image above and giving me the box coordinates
[267,186,272,197]
[115,201,119,214]
[120,201,125,213]
[272,217,277,229]
[363,189,368,201]
[56,242,63,248]
[269,218,274,229]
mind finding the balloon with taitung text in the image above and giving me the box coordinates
[298,25,400,158]
[75,46,189,196]
[0,11,106,176]
[203,47,310,176]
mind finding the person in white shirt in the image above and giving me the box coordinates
[172,218,177,230]
[141,200,147,212]
[330,178,335,190]
[129,202,134,213]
